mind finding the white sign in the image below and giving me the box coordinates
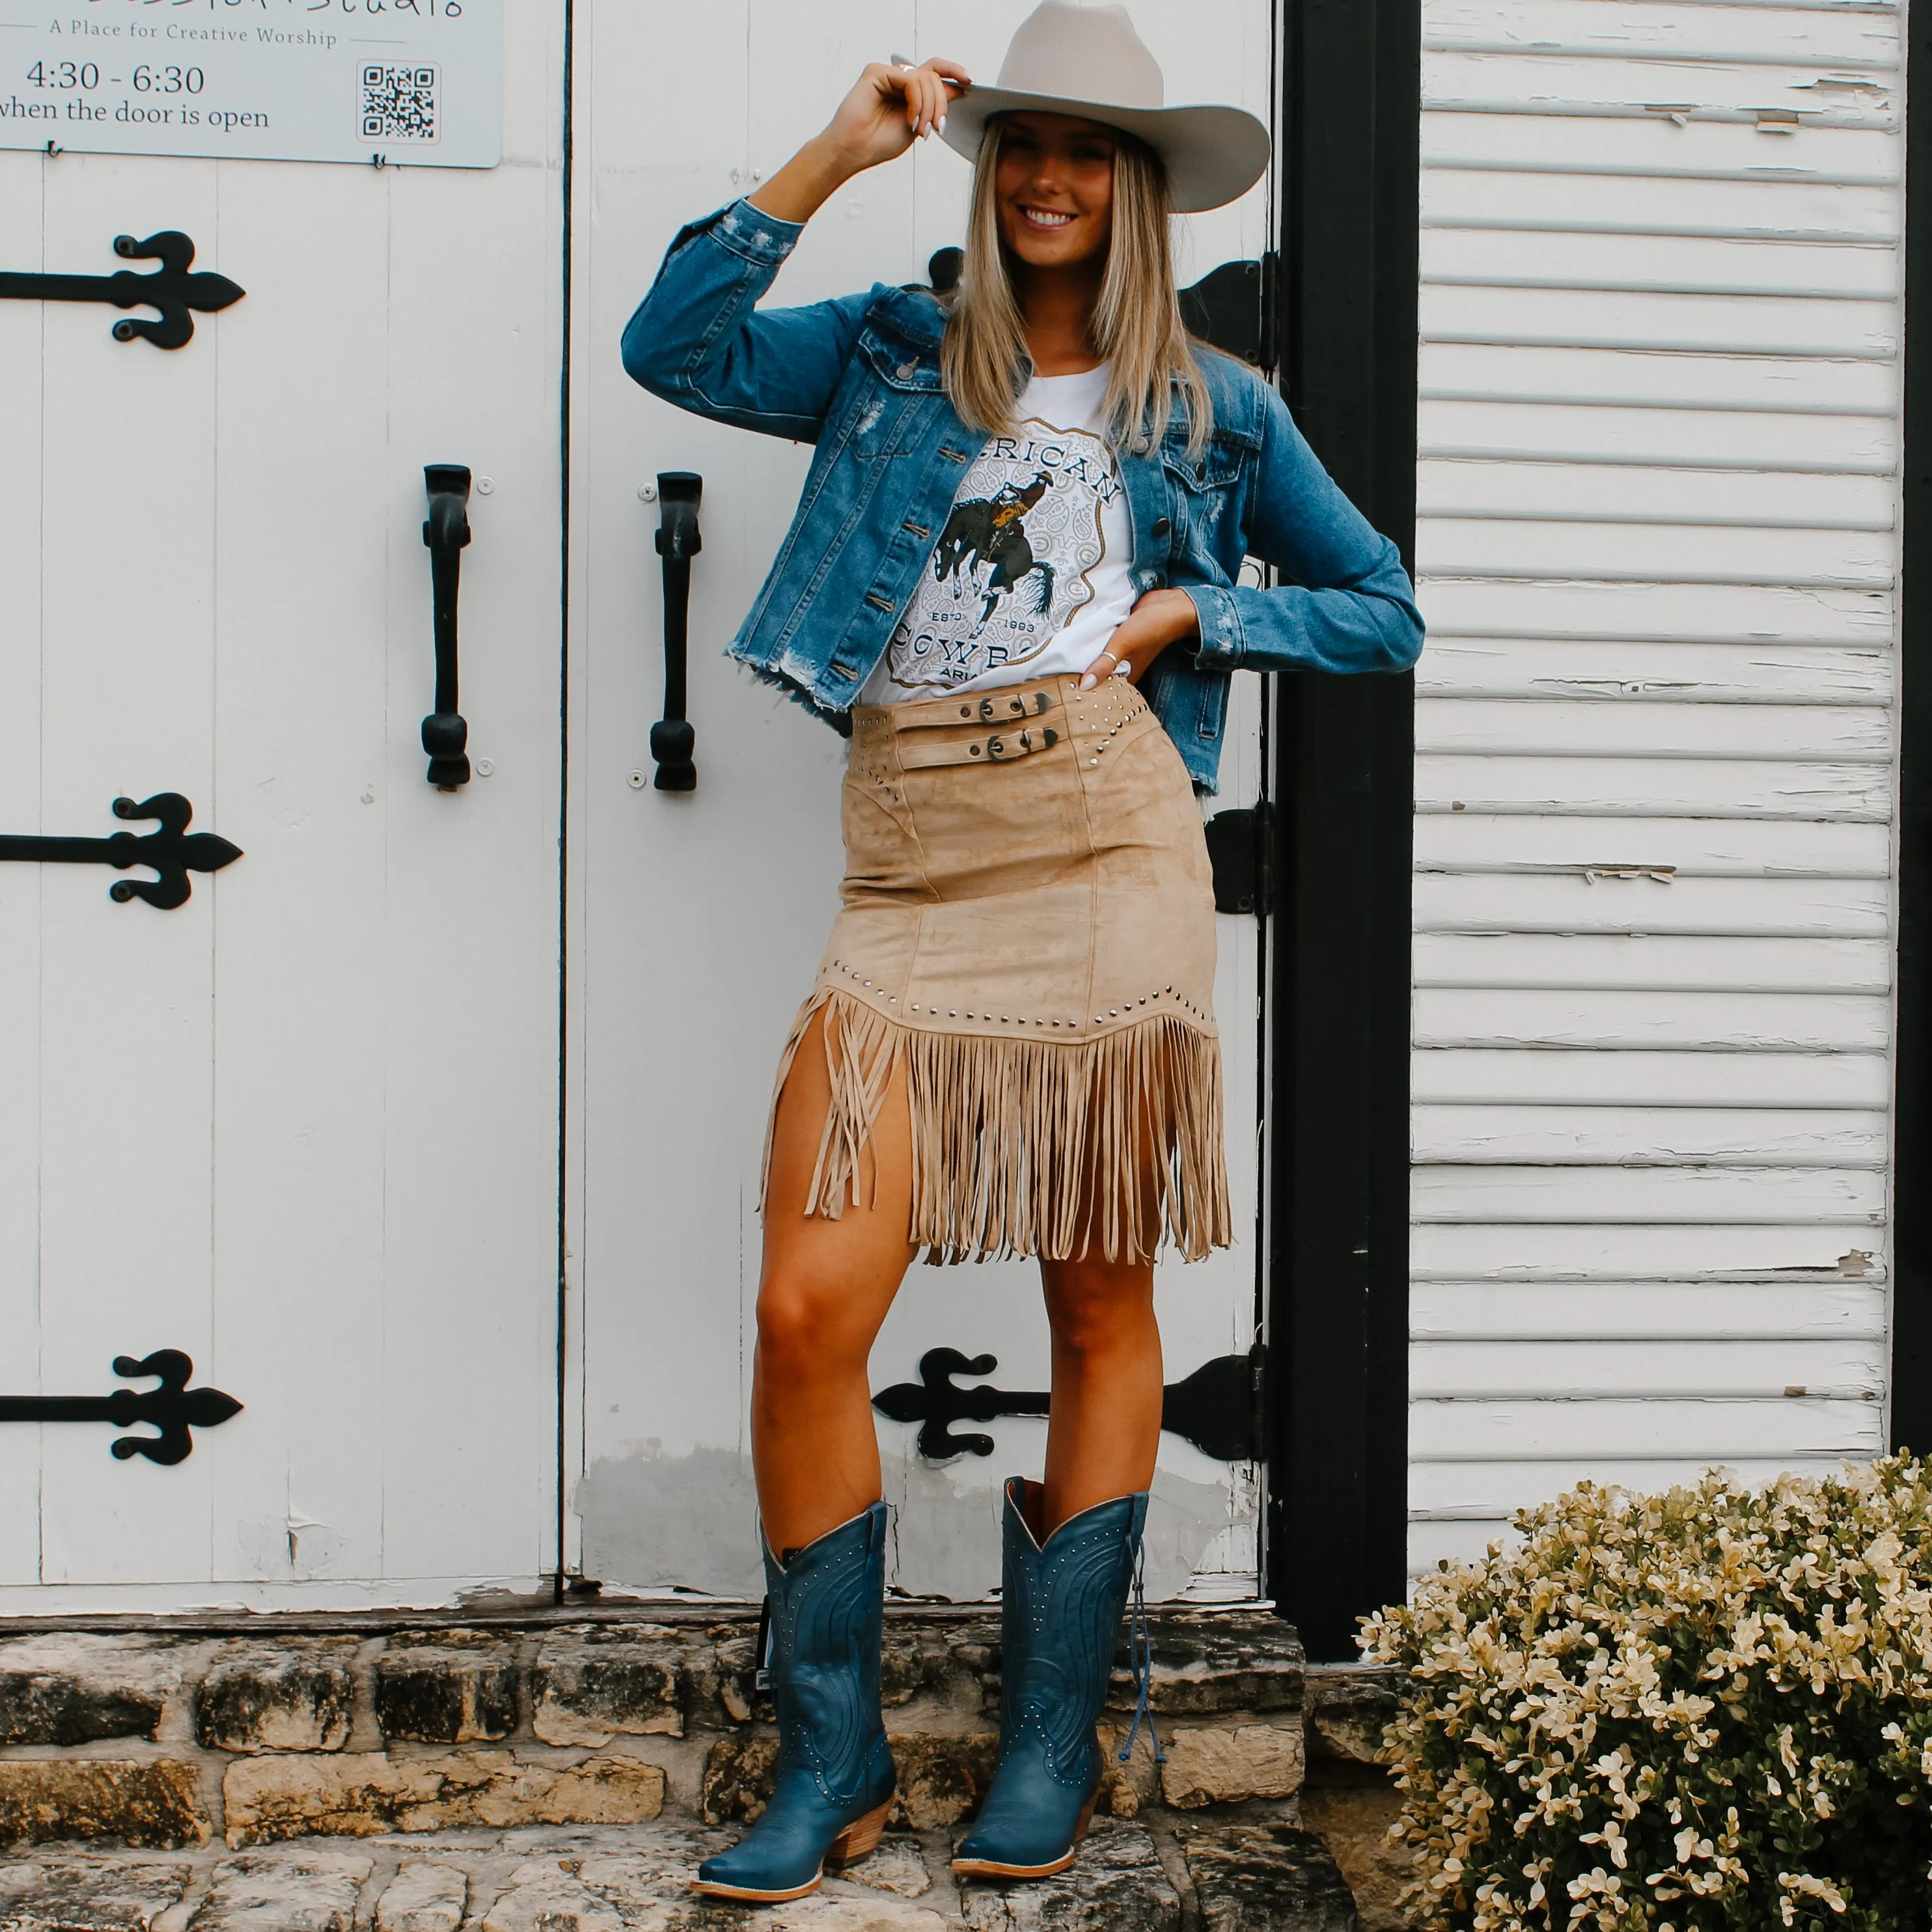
[0,0,499,166]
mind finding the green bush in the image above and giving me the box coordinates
[1362,1459,1932,1931]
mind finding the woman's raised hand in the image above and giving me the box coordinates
[751,60,970,225]
[825,59,972,169]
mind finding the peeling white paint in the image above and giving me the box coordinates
[573,1443,1250,1605]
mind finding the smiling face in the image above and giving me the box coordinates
[993,112,1118,271]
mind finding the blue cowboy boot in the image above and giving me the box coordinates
[692,1502,897,1903]
[952,1478,1151,1881]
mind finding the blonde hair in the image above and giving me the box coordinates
[940,118,1215,462]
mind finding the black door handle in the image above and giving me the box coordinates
[650,471,702,792]
[421,463,473,790]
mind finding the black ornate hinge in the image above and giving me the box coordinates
[0,1351,242,1465]
[1180,255,1278,372]
[0,793,242,909]
[874,1345,1267,1463]
[1205,801,1276,917]
[0,231,243,349]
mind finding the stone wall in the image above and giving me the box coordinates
[0,1616,1420,1929]
[1302,1668,1408,1932]
[0,1610,1360,1847]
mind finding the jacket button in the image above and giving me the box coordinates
[897,361,917,380]
[1152,517,1172,540]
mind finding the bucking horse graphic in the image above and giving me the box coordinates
[932,471,1057,629]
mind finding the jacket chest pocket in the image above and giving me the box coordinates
[850,331,945,458]
[1161,459,1238,552]
[1162,424,1249,491]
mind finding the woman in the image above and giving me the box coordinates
[622,1,1422,1904]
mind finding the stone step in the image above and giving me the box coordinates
[0,1612,1306,1847]
[0,1817,1360,1932]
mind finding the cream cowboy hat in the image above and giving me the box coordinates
[936,0,1271,215]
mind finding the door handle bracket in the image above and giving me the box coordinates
[650,471,702,792]
[422,463,473,790]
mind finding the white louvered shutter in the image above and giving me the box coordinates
[1410,0,1901,1575]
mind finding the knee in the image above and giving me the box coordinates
[756,1268,871,1379]
[1045,1264,1153,1358]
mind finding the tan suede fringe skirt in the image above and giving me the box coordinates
[764,672,1231,1265]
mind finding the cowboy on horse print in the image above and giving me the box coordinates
[875,413,1120,695]
[933,471,1058,628]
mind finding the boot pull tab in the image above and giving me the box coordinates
[754,1595,775,1694]
[1117,1543,1166,1767]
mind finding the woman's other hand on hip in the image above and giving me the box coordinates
[1080,589,1201,691]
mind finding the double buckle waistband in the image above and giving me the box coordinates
[891,686,1063,770]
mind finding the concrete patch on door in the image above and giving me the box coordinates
[883,1455,1245,1601]
[575,1445,764,1600]
[576,1446,1246,1603]
[1144,1468,1255,1601]
[879,1454,1006,1601]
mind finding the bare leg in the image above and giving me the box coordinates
[753,1008,918,1554]
[1038,1254,1163,1536]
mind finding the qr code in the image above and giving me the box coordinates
[361,64,439,143]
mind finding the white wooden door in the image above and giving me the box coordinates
[569,0,1277,1603]
[0,6,565,1609]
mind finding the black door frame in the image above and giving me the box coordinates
[1263,0,1422,1658]
[1894,8,1929,1457]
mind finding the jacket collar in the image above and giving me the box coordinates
[870,284,948,353]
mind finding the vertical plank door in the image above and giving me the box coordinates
[570,0,1276,1603]
[0,3,567,1609]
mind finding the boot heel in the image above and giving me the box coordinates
[827,1797,894,1867]
[1075,1791,1099,1842]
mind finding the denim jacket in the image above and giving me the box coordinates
[621,199,1422,792]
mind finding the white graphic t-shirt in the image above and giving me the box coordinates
[859,363,1135,704]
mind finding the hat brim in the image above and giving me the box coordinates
[937,89,1271,214]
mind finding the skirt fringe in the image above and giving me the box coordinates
[763,988,1232,1266]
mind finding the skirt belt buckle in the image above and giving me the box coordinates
[978,689,1053,724]
[897,687,1058,735]
[986,726,1058,762]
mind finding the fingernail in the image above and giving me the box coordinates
[937,115,946,133]
[1079,672,1098,691]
